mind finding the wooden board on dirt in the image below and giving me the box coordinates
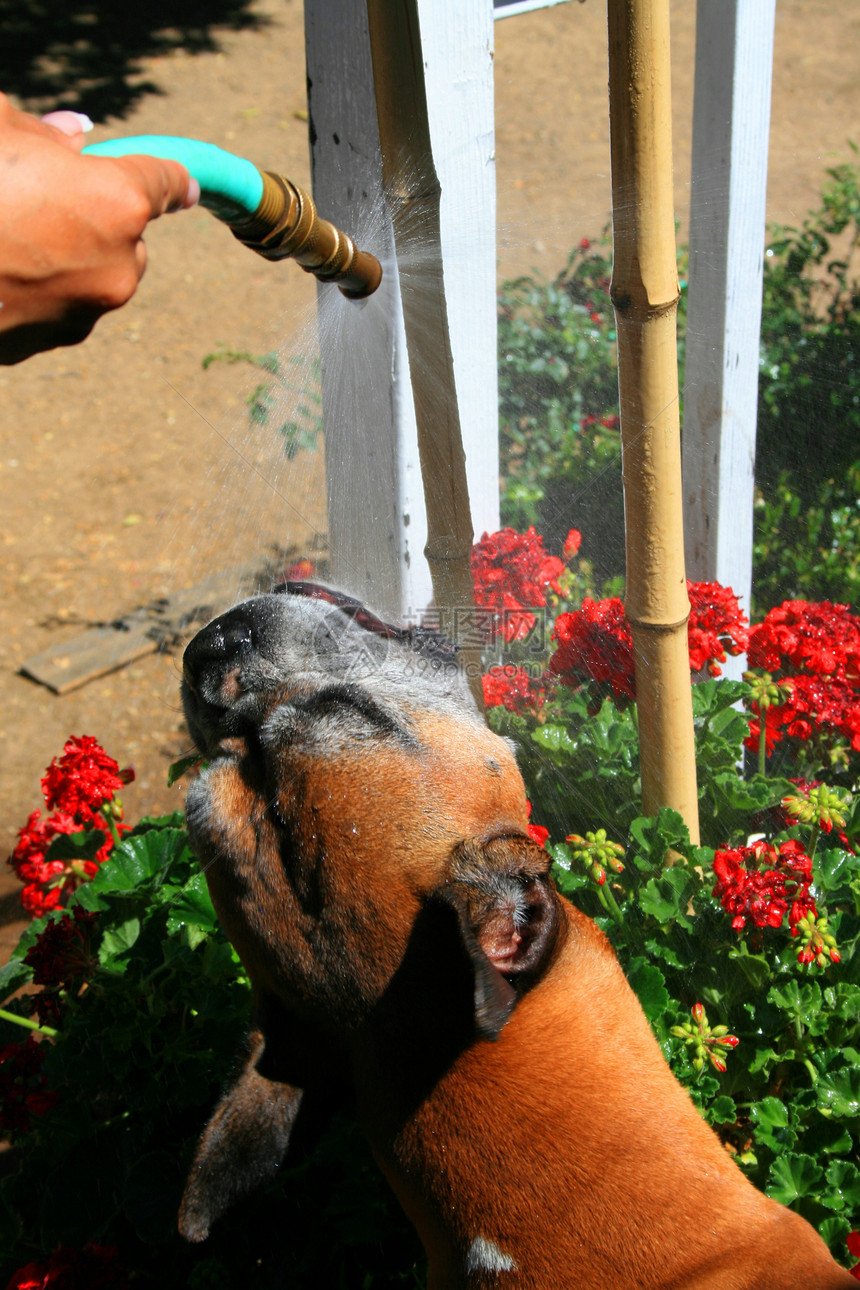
[20,562,270,695]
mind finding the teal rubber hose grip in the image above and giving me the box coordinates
[82,135,382,298]
[84,135,263,222]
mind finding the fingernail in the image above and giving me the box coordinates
[185,177,201,209]
[41,110,95,134]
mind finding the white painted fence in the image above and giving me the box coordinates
[305,0,498,622]
[682,0,776,666]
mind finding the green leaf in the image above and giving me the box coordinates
[0,957,33,1003]
[768,980,823,1028]
[818,1214,853,1254]
[167,753,204,787]
[628,809,691,859]
[728,945,772,993]
[638,866,697,926]
[127,811,187,834]
[765,1153,825,1206]
[814,1122,854,1157]
[822,984,860,1022]
[625,958,669,1022]
[531,724,578,756]
[816,847,860,894]
[98,917,142,968]
[751,1097,790,1131]
[88,829,193,895]
[707,1095,737,1125]
[818,1067,860,1119]
[709,772,791,815]
[822,1160,860,1211]
[747,1045,781,1076]
[750,1098,796,1152]
[0,912,64,998]
[166,871,218,940]
[691,678,750,719]
[686,1072,721,1108]
[45,828,106,864]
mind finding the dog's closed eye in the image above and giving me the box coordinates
[293,684,409,739]
[262,682,417,755]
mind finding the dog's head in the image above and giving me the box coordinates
[178,584,562,1240]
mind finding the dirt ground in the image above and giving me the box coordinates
[1,0,858,951]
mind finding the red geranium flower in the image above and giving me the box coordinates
[744,673,860,757]
[526,801,550,850]
[549,582,749,705]
[9,811,77,886]
[745,601,860,756]
[41,736,134,827]
[0,1035,58,1136]
[846,1230,860,1279]
[550,596,635,702]
[748,600,860,681]
[482,666,547,716]
[471,527,567,644]
[8,739,134,919]
[5,1243,129,1290]
[687,581,748,676]
[23,908,97,991]
[711,840,822,963]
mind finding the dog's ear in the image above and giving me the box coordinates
[179,992,343,1243]
[433,836,563,1042]
[178,1027,304,1243]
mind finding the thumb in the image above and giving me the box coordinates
[111,153,201,216]
[40,110,94,153]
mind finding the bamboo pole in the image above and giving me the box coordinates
[607,0,700,842]
[365,0,484,706]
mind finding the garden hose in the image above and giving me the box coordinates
[83,135,383,300]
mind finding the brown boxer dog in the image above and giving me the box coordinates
[177,583,855,1289]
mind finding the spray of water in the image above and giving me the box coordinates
[124,137,627,839]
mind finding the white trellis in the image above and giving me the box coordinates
[305,0,775,624]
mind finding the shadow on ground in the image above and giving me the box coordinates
[1,0,269,119]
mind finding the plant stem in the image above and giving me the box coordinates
[758,723,767,778]
[0,1007,58,1038]
[598,882,626,929]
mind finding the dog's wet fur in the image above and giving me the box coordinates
[178,585,856,1289]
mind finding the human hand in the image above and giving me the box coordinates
[0,94,200,364]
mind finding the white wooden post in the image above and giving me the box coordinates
[682,0,776,666]
[304,0,498,623]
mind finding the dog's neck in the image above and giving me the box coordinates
[353,902,853,1290]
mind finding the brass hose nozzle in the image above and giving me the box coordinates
[227,172,383,300]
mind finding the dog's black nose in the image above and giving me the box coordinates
[183,613,254,696]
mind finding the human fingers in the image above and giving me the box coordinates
[112,153,201,218]
[40,110,94,153]
[0,93,85,151]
